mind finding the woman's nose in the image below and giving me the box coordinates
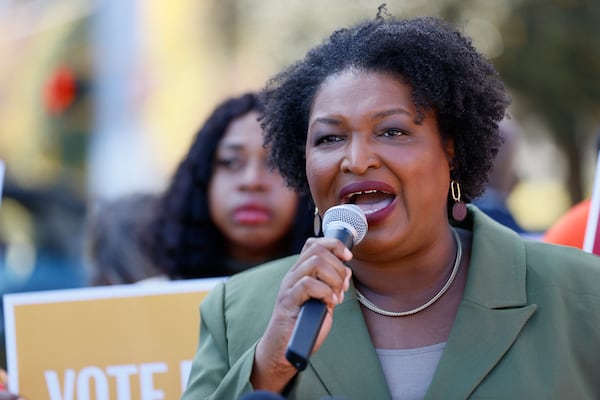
[340,137,380,174]
[239,158,268,191]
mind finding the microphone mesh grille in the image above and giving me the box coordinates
[322,204,368,245]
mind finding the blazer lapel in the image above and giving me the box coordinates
[426,207,537,399]
[309,284,392,400]
[425,302,536,399]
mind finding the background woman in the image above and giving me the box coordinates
[145,92,314,280]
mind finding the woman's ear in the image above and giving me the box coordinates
[444,137,455,169]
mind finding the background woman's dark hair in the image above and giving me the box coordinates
[260,14,511,204]
[144,92,314,279]
[87,193,161,285]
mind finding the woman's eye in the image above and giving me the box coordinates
[315,134,343,146]
[214,157,244,171]
[381,128,406,137]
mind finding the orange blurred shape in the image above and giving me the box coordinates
[44,66,76,115]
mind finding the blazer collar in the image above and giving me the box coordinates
[460,205,528,308]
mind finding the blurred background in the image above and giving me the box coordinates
[0,0,599,307]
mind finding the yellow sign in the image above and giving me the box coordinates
[3,278,224,399]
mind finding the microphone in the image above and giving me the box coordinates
[285,204,368,371]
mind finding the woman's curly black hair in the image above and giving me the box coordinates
[260,12,511,204]
[144,93,314,279]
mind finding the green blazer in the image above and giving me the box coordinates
[182,207,600,399]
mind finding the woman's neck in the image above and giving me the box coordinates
[351,228,462,304]
[226,239,289,268]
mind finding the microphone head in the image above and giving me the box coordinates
[322,204,368,246]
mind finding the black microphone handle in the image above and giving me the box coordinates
[285,227,354,371]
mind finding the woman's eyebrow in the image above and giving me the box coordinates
[219,142,245,151]
[309,117,343,128]
[371,108,411,121]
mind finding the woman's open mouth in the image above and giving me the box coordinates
[342,189,395,215]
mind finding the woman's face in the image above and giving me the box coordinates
[208,111,299,261]
[306,70,454,256]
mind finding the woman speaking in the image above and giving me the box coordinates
[182,10,600,400]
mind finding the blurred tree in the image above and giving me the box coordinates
[494,0,600,204]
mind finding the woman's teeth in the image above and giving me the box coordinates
[344,190,394,214]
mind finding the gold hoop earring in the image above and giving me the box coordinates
[313,207,322,236]
[450,180,467,222]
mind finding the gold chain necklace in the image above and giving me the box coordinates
[355,228,462,317]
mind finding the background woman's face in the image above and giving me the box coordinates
[208,111,299,261]
[305,70,453,255]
